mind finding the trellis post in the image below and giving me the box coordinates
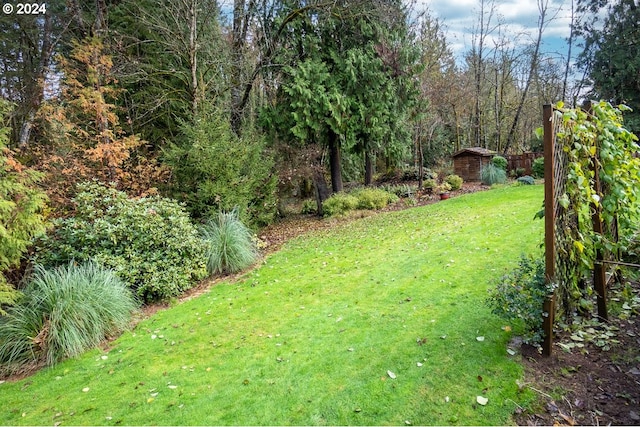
[542,104,556,357]
[585,101,609,321]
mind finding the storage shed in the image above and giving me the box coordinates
[452,147,496,182]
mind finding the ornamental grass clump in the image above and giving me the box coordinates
[0,262,136,373]
[481,163,508,185]
[202,209,258,275]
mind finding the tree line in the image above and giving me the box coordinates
[1,0,638,223]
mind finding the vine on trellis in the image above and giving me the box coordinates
[548,101,640,318]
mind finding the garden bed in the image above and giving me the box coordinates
[515,285,640,426]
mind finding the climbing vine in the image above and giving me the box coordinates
[553,100,640,315]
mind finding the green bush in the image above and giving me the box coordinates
[481,164,508,186]
[0,100,48,305]
[517,175,535,185]
[0,262,136,372]
[486,256,555,346]
[445,174,463,191]
[379,184,417,198]
[322,193,359,217]
[34,182,207,302]
[301,199,317,215]
[164,104,277,227]
[422,179,437,192]
[352,188,397,210]
[201,209,258,275]
[532,157,545,179]
[491,155,508,171]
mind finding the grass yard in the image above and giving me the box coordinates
[0,185,543,426]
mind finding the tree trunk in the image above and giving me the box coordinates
[364,151,374,186]
[18,13,53,148]
[417,129,424,190]
[328,130,343,192]
[312,169,330,216]
[189,0,199,116]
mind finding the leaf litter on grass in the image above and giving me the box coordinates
[0,186,546,426]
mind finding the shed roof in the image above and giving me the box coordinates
[452,147,496,157]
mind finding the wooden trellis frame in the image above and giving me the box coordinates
[541,103,621,356]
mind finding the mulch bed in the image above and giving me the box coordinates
[514,310,640,426]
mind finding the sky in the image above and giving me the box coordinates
[417,0,577,65]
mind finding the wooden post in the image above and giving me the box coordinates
[591,153,609,321]
[542,104,556,356]
[583,100,609,321]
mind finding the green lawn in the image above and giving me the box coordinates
[0,185,543,426]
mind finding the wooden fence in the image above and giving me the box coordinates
[506,152,543,175]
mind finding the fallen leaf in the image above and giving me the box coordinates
[82,387,90,392]
[151,335,157,340]
[440,335,447,339]
[476,336,485,342]
[416,362,423,367]
[387,370,397,379]
[507,348,517,356]
[559,411,576,426]
[168,385,177,389]
[630,411,640,421]
[502,326,512,332]
[628,367,640,375]
[477,375,483,382]
[476,396,488,406]
[445,396,450,403]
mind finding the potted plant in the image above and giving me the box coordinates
[436,182,452,200]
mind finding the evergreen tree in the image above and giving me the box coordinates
[0,100,48,311]
[577,0,640,133]
[262,0,418,194]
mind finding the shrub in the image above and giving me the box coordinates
[352,188,396,210]
[481,164,508,186]
[486,256,555,346]
[532,157,545,179]
[0,282,20,316]
[422,179,437,192]
[201,209,258,275]
[435,182,452,194]
[380,184,417,198]
[0,262,136,372]
[515,167,526,178]
[517,175,535,185]
[491,155,508,171]
[34,182,207,302]
[322,193,359,217]
[164,104,277,227]
[0,100,48,301]
[301,199,317,215]
[445,174,463,191]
